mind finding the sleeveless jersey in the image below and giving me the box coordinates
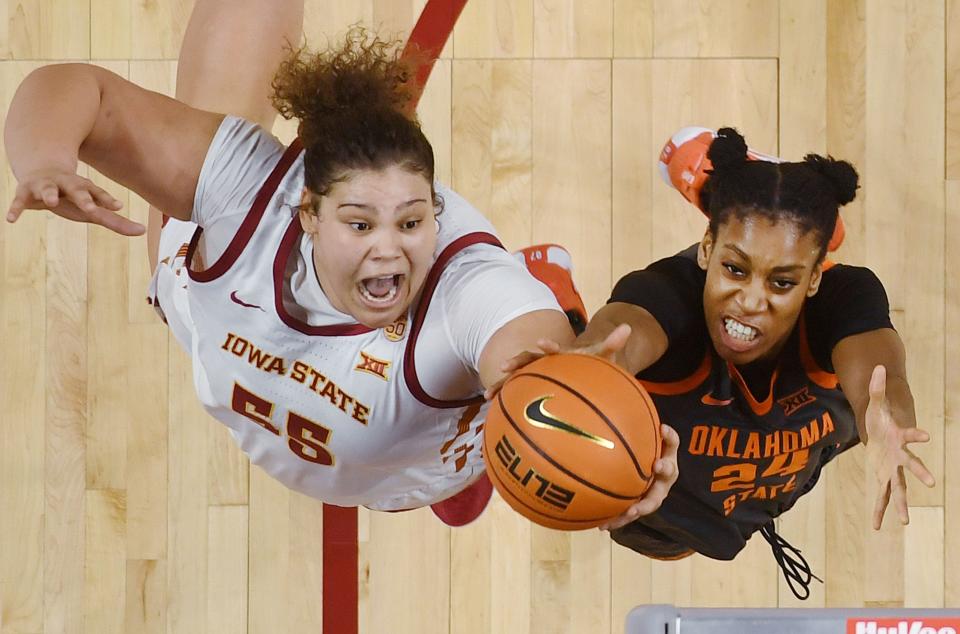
[158,131,560,511]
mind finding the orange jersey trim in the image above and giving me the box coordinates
[640,351,711,396]
[798,313,838,389]
[649,549,695,562]
[727,362,777,416]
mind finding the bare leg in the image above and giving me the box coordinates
[148,0,304,270]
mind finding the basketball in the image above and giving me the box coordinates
[483,353,662,530]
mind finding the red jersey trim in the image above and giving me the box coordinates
[404,232,504,409]
[187,137,305,283]
[639,351,711,396]
[272,219,375,336]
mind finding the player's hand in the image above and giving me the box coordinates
[6,169,142,236]
[865,365,935,529]
[598,422,680,531]
[484,324,633,400]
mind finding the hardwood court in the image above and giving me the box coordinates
[1,1,957,633]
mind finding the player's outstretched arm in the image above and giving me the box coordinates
[494,302,669,383]
[832,328,935,529]
[5,63,223,233]
[488,301,681,530]
[476,309,576,392]
[576,302,670,374]
[575,313,681,531]
[146,0,303,268]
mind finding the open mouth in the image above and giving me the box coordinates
[358,274,404,306]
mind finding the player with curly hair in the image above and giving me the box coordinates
[3,1,678,527]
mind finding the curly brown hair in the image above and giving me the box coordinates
[271,26,438,205]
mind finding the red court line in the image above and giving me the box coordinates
[402,0,469,111]
[321,1,468,632]
[322,504,359,634]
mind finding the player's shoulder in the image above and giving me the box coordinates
[819,261,885,288]
[644,244,704,282]
[431,183,509,275]
[811,261,888,310]
[197,116,292,200]
[193,117,302,234]
[436,239,520,291]
[803,261,892,360]
[612,244,704,300]
[208,115,286,161]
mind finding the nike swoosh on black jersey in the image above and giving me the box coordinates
[701,393,734,406]
[523,396,614,449]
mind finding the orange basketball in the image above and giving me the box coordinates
[482,353,662,530]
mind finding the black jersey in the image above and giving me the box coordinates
[608,246,892,561]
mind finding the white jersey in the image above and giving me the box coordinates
[150,117,561,510]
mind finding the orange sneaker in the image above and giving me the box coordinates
[514,244,588,334]
[657,126,845,252]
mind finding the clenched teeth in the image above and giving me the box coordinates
[724,317,758,342]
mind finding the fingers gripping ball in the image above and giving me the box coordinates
[483,353,661,530]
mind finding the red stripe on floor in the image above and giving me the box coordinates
[402,0,469,111]
[322,504,359,633]
[321,2,468,632]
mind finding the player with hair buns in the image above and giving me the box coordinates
[3,1,678,527]
[508,127,935,599]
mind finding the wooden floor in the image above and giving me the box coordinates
[1,1,958,632]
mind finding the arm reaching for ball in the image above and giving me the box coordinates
[490,303,681,532]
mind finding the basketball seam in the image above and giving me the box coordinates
[496,391,641,500]
[520,370,654,482]
[565,359,662,476]
[486,452,612,527]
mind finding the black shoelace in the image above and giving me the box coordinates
[759,522,823,600]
